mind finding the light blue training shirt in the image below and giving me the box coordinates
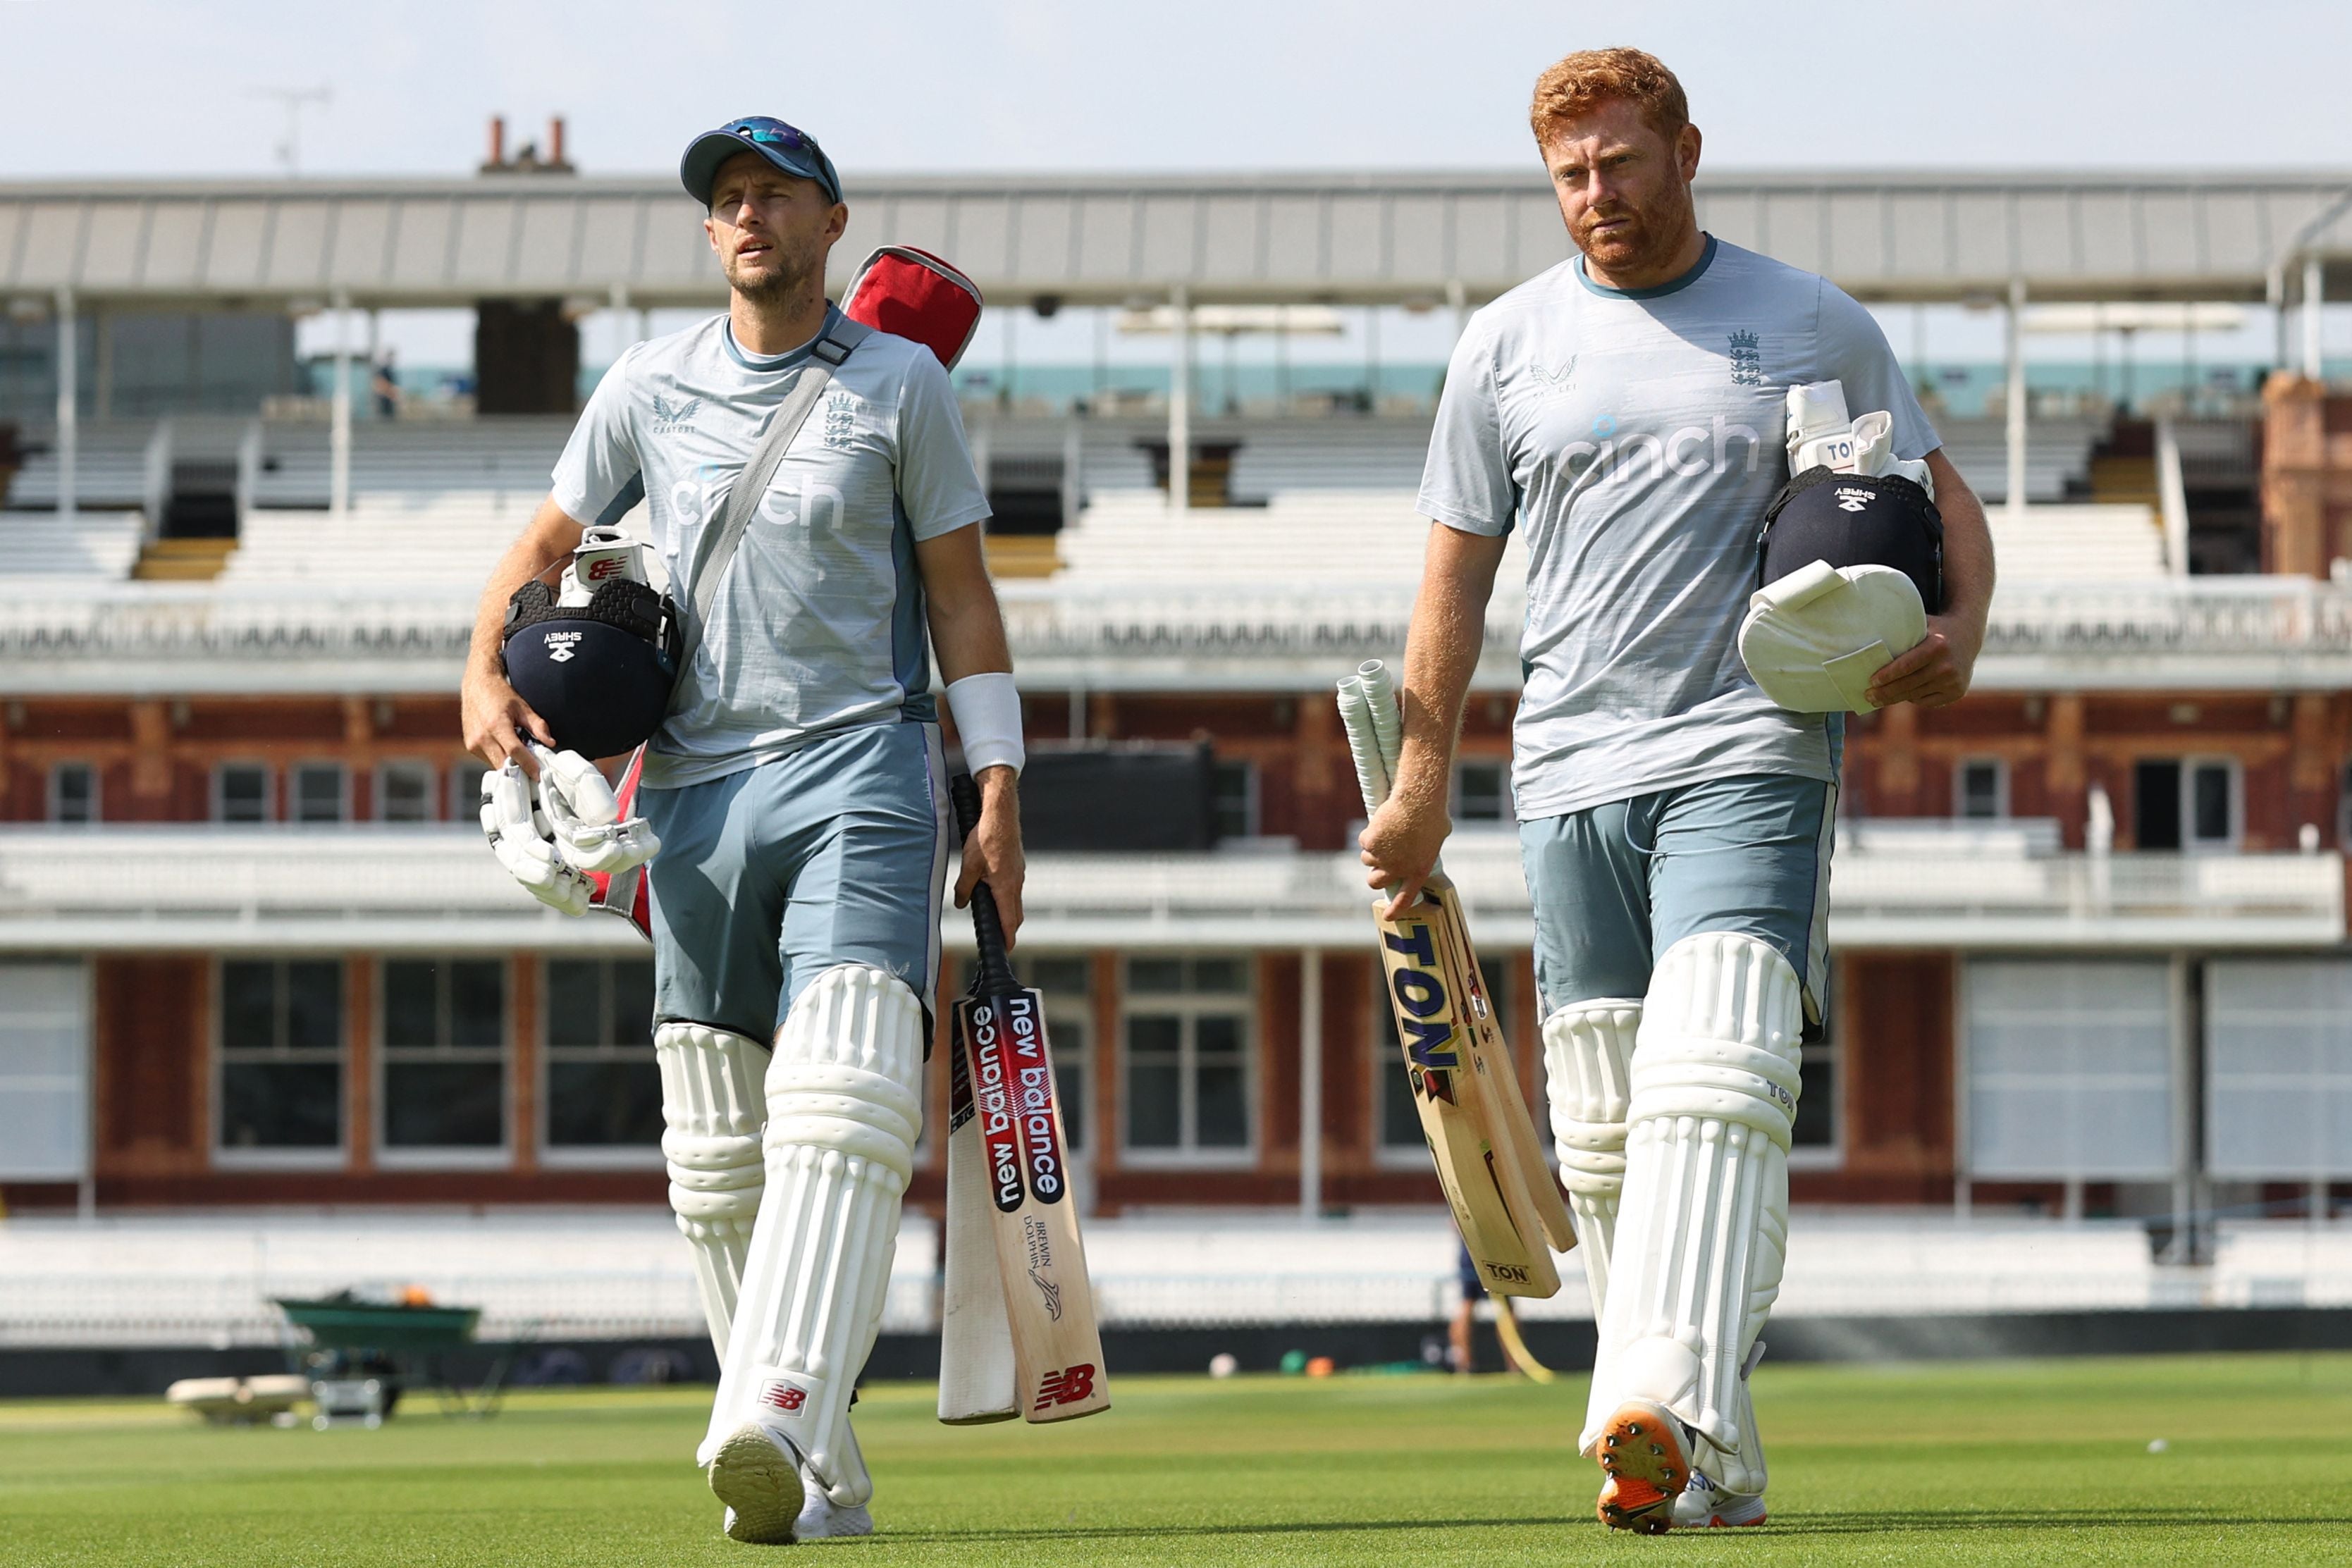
[1419,235,1940,822]
[551,309,990,789]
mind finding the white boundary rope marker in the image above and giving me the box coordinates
[1338,660,1575,1297]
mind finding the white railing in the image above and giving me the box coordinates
[6,576,2352,684]
[0,828,2334,946]
[4,1222,2346,1345]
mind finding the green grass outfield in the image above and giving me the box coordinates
[6,1352,2351,1566]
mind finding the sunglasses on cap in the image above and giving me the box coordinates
[681,116,842,206]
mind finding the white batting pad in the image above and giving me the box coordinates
[1738,560,1926,713]
[478,762,591,915]
[529,743,660,875]
[1583,932,1800,1460]
[655,1021,769,1359]
[1713,1348,1770,1498]
[703,965,925,1506]
[1541,1000,1642,1316]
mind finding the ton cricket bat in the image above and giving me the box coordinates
[941,772,1109,1424]
[1338,662,1575,1298]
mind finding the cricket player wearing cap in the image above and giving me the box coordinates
[1357,49,1994,1531]
[460,114,1026,1544]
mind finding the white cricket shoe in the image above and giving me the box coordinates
[794,1488,874,1542]
[1672,1467,1768,1528]
[708,1423,808,1545]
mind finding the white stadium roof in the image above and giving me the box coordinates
[4,169,2351,309]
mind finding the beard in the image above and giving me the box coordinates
[1573,195,1687,276]
[722,230,822,307]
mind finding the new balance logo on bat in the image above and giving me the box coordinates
[1004,996,1068,1205]
[966,1007,1024,1212]
[1383,923,1461,1106]
[1034,1364,1096,1411]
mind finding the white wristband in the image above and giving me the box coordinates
[944,671,1025,777]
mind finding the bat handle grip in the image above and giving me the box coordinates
[949,772,1018,990]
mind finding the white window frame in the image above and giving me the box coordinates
[2205,958,2352,1180]
[1959,957,2178,1182]
[449,758,489,822]
[376,956,512,1169]
[1210,758,1260,841]
[538,955,663,1171]
[213,956,348,1171]
[1953,755,2009,820]
[290,760,349,825]
[214,760,273,823]
[47,760,99,825]
[376,760,437,824]
[1118,954,1256,1168]
[1787,1029,1844,1171]
[2135,755,2243,853]
[1025,954,1097,1160]
[2181,756,2241,852]
[1453,756,1515,825]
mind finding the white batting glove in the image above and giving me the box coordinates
[1785,381,1934,495]
[528,743,661,875]
[479,762,593,916]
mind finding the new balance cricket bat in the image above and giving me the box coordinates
[937,772,1109,1424]
[1339,662,1575,1298]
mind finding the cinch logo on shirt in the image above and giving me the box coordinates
[1563,414,1767,483]
[651,394,701,434]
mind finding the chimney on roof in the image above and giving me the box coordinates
[479,112,575,175]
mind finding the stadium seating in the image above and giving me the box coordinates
[1,421,156,511]
[0,511,144,577]
[217,492,647,586]
[1986,503,2168,581]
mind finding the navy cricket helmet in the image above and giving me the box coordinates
[501,579,684,760]
[1756,467,1945,615]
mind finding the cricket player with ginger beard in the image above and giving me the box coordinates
[1360,49,1993,1531]
[460,118,1026,1544]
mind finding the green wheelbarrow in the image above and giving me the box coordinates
[275,1295,522,1424]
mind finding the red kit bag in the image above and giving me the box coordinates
[839,245,984,370]
[586,245,985,938]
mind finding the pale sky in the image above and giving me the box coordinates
[11,0,2343,373]
[6,0,2348,179]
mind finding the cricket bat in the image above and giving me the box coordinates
[938,771,1109,1424]
[1338,660,1575,1298]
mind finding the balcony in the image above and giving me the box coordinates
[3,575,2350,696]
[0,825,2335,953]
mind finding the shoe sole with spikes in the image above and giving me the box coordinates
[709,1424,808,1545]
[1595,1398,1692,1534]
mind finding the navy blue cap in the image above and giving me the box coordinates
[680,117,842,207]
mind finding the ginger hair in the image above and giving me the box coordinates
[1528,47,1690,147]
